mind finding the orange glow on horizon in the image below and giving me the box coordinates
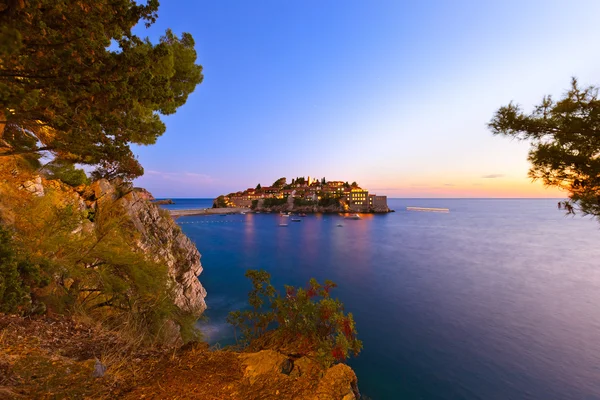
[368,178,565,198]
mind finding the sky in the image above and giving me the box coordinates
[132,0,600,198]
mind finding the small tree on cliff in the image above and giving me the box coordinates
[0,0,203,179]
[489,78,600,221]
[227,270,362,367]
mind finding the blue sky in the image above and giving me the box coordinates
[132,1,600,198]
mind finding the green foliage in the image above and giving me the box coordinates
[0,225,49,314]
[227,270,362,367]
[4,188,193,343]
[489,78,600,221]
[0,225,28,313]
[0,1,203,179]
[321,177,326,185]
[251,200,259,209]
[318,196,340,207]
[272,177,286,187]
[256,183,262,190]
[294,198,315,207]
[214,195,227,208]
[42,159,89,187]
[262,197,287,207]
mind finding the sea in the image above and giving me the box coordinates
[159,198,600,400]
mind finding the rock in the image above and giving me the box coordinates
[21,176,44,196]
[162,320,184,348]
[92,359,106,378]
[90,179,117,204]
[240,350,288,385]
[312,364,359,400]
[133,187,155,201]
[290,356,322,378]
[116,187,207,316]
[152,199,174,205]
[81,179,206,317]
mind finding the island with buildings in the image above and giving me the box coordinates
[213,176,391,213]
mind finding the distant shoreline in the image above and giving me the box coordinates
[168,208,395,217]
[169,207,248,217]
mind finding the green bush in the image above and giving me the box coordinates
[318,196,340,207]
[43,159,89,187]
[0,225,49,314]
[294,198,315,207]
[214,195,228,208]
[227,270,362,367]
[263,197,287,207]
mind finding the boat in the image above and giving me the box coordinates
[282,214,290,218]
[219,213,227,216]
[344,214,361,220]
[406,207,449,213]
[337,224,343,227]
[299,213,307,217]
[278,223,289,227]
[291,218,301,222]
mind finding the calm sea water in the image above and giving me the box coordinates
[164,198,600,400]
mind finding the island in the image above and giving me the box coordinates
[213,176,391,213]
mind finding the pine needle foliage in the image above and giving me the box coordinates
[0,0,203,179]
[489,78,600,221]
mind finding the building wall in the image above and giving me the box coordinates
[230,197,253,207]
[345,189,369,211]
[373,196,388,210]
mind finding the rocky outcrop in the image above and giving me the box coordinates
[21,176,44,196]
[90,180,206,316]
[238,349,360,400]
[152,198,175,205]
[133,187,155,201]
[7,173,207,319]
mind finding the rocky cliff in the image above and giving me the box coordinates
[0,167,207,320]
[87,179,207,316]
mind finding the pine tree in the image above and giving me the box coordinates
[489,78,600,220]
[0,0,203,179]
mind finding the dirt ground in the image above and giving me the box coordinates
[0,314,359,400]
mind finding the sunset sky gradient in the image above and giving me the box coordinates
[132,1,600,198]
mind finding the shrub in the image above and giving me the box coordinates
[227,270,362,367]
[293,198,315,207]
[214,195,228,208]
[0,225,49,314]
[318,196,340,207]
[263,198,287,207]
[42,159,89,187]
